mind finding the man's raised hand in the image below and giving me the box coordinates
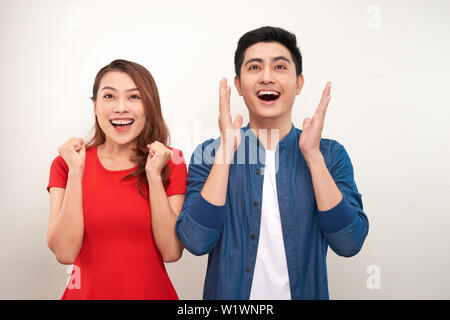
[218,78,243,163]
[299,81,331,157]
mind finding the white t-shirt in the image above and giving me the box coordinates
[249,149,291,300]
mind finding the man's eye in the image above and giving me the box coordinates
[276,65,287,70]
[103,94,113,99]
[130,95,140,99]
[249,65,259,70]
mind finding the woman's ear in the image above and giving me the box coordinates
[234,76,243,96]
[296,74,304,95]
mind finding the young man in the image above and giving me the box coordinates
[175,26,369,300]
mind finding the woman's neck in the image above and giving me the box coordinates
[97,140,137,160]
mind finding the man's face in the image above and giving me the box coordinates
[234,41,304,121]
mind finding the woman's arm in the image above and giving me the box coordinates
[47,174,84,264]
[148,176,184,262]
[47,138,86,264]
[146,141,185,263]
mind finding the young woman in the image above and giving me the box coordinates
[46,59,187,299]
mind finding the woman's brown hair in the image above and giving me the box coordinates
[86,59,170,197]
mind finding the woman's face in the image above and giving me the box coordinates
[94,71,146,146]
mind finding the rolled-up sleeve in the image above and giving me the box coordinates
[318,142,369,257]
[175,139,226,256]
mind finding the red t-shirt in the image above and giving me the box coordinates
[46,145,187,300]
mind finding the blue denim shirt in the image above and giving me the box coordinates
[175,123,369,299]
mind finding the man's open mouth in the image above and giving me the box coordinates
[257,90,281,103]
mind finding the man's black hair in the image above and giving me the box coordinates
[234,26,303,78]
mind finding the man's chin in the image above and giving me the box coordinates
[248,104,287,120]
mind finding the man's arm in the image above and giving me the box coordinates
[312,142,369,257]
[175,140,228,255]
[299,82,368,256]
[176,78,243,255]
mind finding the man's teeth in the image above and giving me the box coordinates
[111,119,134,125]
[258,91,280,96]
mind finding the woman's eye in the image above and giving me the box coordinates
[103,94,113,99]
[130,95,140,99]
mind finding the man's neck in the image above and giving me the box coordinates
[249,112,293,150]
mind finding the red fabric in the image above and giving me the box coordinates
[46,146,187,300]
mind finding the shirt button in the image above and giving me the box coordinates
[253,201,258,207]
[250,234,256,240]
[245,267,251,273]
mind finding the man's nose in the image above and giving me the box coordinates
[260,66,275,84]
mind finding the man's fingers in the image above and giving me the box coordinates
[219,78,227,114]
[233,114,243,130]
[219,78,231,115]
[226,85,231,114]
[315,81,332,119]
[303,117,311,130]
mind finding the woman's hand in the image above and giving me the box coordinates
[57,137,86,175]
[145,141,172,181]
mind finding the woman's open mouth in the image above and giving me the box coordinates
[257,90,281,105]
[110,118,135,132]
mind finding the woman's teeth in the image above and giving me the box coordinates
[110,119,134,126]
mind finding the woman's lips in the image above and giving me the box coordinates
[110,119,134,133]
[113,123,132,132]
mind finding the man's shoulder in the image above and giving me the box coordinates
[318,136,345,161]
[189,137,221,166]
[193,137,221,153]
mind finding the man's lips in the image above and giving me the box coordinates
[256,89,281,104]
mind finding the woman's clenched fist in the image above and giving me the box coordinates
[57,137,86,175]
[145,141,172,181]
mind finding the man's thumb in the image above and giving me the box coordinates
[302,117,311,130]
[233,114,243,130]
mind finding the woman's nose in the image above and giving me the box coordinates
[114,97,129,113]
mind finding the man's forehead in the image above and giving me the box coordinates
[243,41,293,62]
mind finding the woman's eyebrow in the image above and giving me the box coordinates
[101,86,139,92]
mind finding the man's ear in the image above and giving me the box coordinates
[234,76,243,96]
[296,74,304,95]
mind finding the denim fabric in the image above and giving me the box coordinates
[175,123,369,299]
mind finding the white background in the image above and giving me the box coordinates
[0,0,449,299]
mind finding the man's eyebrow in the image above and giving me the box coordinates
[244,58,263,67]
[272,56,292,64]
[244,56,292,67]
[101,86,139,92]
